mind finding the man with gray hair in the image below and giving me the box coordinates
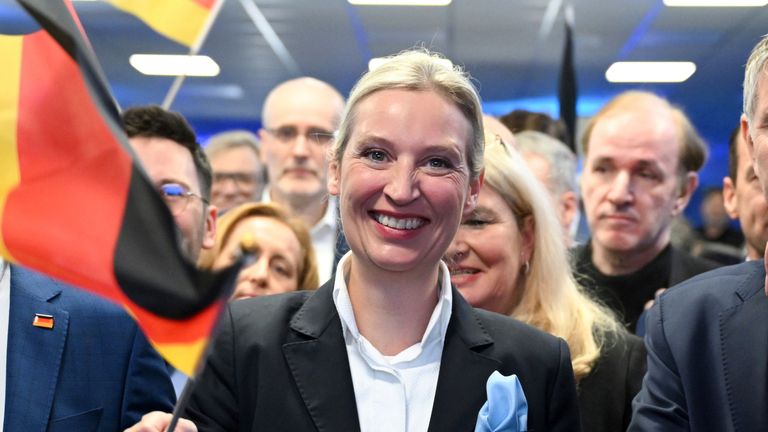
[515,130,580,247]
[629,34,768,431]
[206,130,266,214]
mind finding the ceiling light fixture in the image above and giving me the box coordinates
[664,0,767,6]
[605,61,696,83]
[129,54,220,77]
[349,0,451,5]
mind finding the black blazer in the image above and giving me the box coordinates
[630,260,768,431]
[578,331,646,432]
[184,281,582,431]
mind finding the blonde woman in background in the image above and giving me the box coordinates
[447,136,646,432]
[198,202,319,299]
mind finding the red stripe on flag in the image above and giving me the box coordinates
[128,298,224,344]
[192,0,216,9]
[6,30,130,299]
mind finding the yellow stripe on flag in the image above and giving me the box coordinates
[110,0,210,47]
[0,35,23,261]
[154,337,208,376]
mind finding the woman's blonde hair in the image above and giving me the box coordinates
[483,135,624,381]
[198,202,319,291]
[330,48,485,181]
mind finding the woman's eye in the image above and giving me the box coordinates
[463,218,488,227]
[273,264,292,277]
[363,149,387,162]
[236,248,261,266]
[427,158,450,169]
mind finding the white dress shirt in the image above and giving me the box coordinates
[0,259,10,431]
[332,253,453,432]
[261,190,338,284]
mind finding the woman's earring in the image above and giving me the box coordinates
[523,260,530,275]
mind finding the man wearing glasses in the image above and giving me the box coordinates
[1,106,196,431]
[205,130,266,215]
[122,105,219,397]
[123,105,216,262]
[258,77,346,284]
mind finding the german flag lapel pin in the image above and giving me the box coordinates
[33,313,54,329]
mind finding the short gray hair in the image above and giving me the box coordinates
[205,130,261,159]
[744,34,768,125]
[515,130,577,196]
[330,49,485,180]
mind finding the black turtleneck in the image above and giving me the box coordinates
[573,243,673,332]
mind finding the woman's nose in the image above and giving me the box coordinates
[383,162,420,205]
[242,257,270,287]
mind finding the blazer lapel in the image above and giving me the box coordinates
[428,290,500,432]
[282,282,360,432]
[720,265,768,432]
[6,267,70,432]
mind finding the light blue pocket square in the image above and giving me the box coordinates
[474,371,528,432]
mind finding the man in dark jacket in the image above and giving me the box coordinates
[573,90,717,331]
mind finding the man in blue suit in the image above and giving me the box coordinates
[2,260,175,431]
[3,106,217,431]
[629,34,768,431]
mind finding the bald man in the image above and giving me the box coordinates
[258,78,346,284]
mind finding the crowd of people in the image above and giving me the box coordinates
[4,33,768,432]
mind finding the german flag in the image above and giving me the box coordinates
[108,0,220,47]
[0,0,236,376]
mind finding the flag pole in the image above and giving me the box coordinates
[162,0,226,110]
[557,1,577,152]
[166,250,245,432]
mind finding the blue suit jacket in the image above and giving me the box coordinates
[4,266,175,432]
[629,260,768,431]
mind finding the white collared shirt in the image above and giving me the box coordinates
[261,189,338,284]
[332,253,453,432]
[0,259,10,431]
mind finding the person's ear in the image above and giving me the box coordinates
[558,191,579,235]
[327,160,340,196]
[672,172,698,216]
[202,204,217,250]
[722,176,739,219]
[520,214,536,265]
[463,170,484,217]
[742,114,754,160]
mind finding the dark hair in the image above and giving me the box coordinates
[122,105,212,200]
[727,124,741,184]
[499,109,570,145]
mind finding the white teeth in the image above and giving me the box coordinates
[450,269,477,276]
[375,213,426,230]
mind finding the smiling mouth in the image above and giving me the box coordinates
[449,268,479,276]
[372,212,427,230]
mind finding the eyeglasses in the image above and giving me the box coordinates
[213,172,260,188]
[159,183,208,216]
[265,126,334,145]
